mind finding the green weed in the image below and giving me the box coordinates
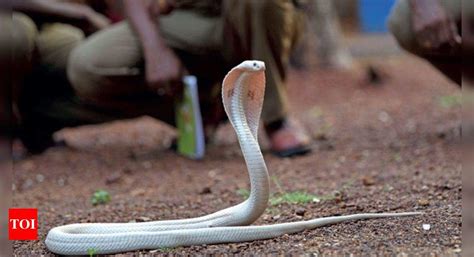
[236,188,250,199]
[87,248,97,257]
[91,190,111,206]
[439,95,462,108]
[236,177,353,206]
[159,247,174,252]
[269,191,320,206]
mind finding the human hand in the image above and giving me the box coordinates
[145,47,184,97]
[411,1,461,49]
[148,0,176,16]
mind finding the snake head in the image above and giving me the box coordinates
[235,60,266,72]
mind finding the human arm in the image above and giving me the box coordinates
[9,0,111,34]
[123,0,182,95]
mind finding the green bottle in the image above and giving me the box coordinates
[175,75,205,159]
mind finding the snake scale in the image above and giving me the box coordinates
[45,60,420,255]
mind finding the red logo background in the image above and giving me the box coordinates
[9,208,38,240]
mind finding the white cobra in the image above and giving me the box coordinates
[45,60,420,255]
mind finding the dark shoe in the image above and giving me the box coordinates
[265,119,311,158]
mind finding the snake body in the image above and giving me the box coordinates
[45,60,420,255]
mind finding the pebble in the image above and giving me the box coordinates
[208,169,217,178]
[22,179,33,190]
[131,188,146,197]
[362,176,375,186]
[293,215,303,220]
[333,190,344,203]
[272,215,281,220]
[105,172,122,185]
[57,178,66,186]
[295,208,306,216]
[418,199,430,206]
[136,216,151,222]
[422,224,431,231]
[378,111,391,123]
[35,174,45,183]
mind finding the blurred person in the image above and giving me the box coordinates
[311,0,353,69]
[60,0,312,157]
[388,0,465,85]
[291,0,353,70]
[0,0,111,152]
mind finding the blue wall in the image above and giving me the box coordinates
[359,0,396,33]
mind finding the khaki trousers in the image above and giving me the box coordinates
[0,13,84,74]
[68,0,304,125]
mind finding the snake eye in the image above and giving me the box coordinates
[253,62,257,68]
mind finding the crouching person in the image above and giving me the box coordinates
[68,0,311,157]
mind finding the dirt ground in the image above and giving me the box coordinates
[12,54,461,256]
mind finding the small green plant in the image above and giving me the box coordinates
[265,206,280,215]
[91,190,111,206]
[268,176,320,205]
[237,188,250,199]
[269,191,319,206]
[236,177,354,206]
[237,188,322,206]
[87,248,97,257]
[159,247,174,252]
[439,94,462,108]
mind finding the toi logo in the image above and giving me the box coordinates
[9,208,38,240]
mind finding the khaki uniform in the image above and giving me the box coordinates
[68,0,304,125]
[0,12,84,75]
[0,12,84,124]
